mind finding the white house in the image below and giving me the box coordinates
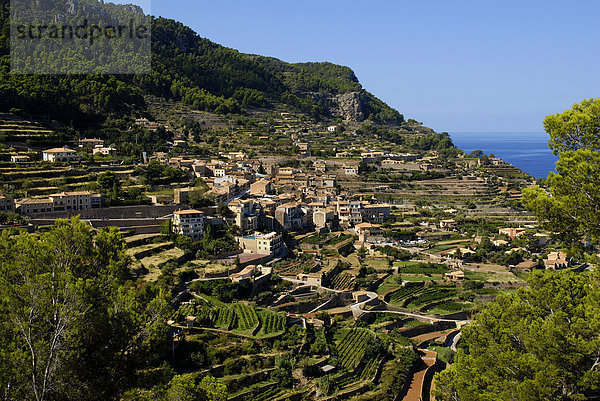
[172,209,205,241]
[92,147,118,156]
[343,165,359,176]
[42,147,79,162]
[237,232,283,257]
[10,155,30,163]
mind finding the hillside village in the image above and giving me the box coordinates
[0,108,575,400]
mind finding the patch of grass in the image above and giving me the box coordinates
[140,247,184,270]
[430,346,455,364]
[400,275,441,282]
[376,275,403,295]
[428,244,457,253]
[300,233,329,244]
[425,300,472,314]
[324,234,353,246]
[394,260,424,268]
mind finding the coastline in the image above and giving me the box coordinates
[450,132,557,179]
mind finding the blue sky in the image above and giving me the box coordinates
[111,0,600,133]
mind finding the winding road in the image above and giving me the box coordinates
[348,290,469,324]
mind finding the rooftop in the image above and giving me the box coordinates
[42,147,76,153]
[174,209,204,215]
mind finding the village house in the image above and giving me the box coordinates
[229,199,261,234]
[237,232,282,257]
[135,118,163,131]
[381,159,409,169]
[445,270,465,281]
[314,161,327,173]
[221,151,247,161]
[272,193,297,207]
[168,157,195,170]
[297,142,310,155]
[214,166,235,177]
[206,186,230,204]
[0,196,15,213]
[447,248,475,259]
[10,154,30,163]
[298,271,325,286]
[250,179,274,196]
[16,198,54,216]
[361,203,391,223]
[78,138,104,149]
[355,222,379,236]
[313,207,337,231]
[440,219,457,230]
[49,191,95,211]
[191,162,211,177]
[42,147,80,162]
[172,209,205,241]
[15,192,101,215]
[335,200,363,226]
[150,152,169,165]
[499,227,527,240]
[275,202,306,231]
[277,167,297,177]
[544,251,570,269]
[342,164,359,176]
[361,151,385,159]
[92,147,118,156]
[173,188,198,205]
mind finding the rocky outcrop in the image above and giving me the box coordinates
[62,0,143,18]
[333,91,366,122]
[304,91,367,122]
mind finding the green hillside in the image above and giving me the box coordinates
[0,0,403,129]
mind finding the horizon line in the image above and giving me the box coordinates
[449,131,546,134]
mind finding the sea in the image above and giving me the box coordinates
[450,132,558,179]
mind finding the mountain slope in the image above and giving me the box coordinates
[0,0,403,127]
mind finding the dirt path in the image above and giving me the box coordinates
[411,330,449,346]
[404,349,437,401]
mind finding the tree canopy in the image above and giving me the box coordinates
[0,218,224,401]
[437,99,600,400]
[546,98,600,154]
[523,98,600,248]
[434,270,600,400]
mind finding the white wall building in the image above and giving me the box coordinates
[42,147,79,162]
[172,209,205,240]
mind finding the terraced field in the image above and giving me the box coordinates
[0,117,55,141]
[322,329,384,397]
[126,240,172,259]
[232,303,259,332]
[388,285,458,310]
[256,310,286,337]
[212,306,234,329]
[343,177,498,203]
[188,300,285,338]
[336,328,374,371]
[251,386,285,401]
[330,272,354,291]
